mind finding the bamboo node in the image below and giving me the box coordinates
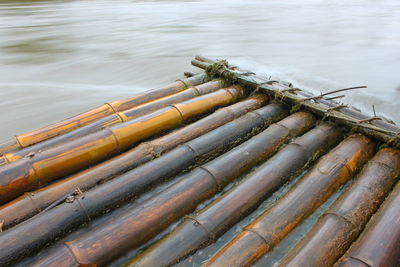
[387,132,400,147]
[65,196,75,203]
[26,152,35,158]
[74,187,84,196]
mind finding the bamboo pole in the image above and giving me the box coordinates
[27,112,315,267]
[205,134,375,267]
[279,148,400,267]
[127,123,343,267]
[336,180,400,267]
[195,55,400,134]
[191,56,400,148]
[0,73,207,155]
[0,103,291,266]
[0,94,268,230]
[0,80,224,164]
[0,86,243,205]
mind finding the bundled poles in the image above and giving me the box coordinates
[28,112,315,267]
[0,73,207,155]
[0,80,224,164]
[192,56,400,148]
[279,148,400,267]
[128,123,343,267]
[0,95,268,230]
[336,180,400,267]
[205,134,376,267]
[0,86,244,204]
[0,103,290,266]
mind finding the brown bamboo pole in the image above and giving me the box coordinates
[192,56,400,148]
[0,94,268,230]
[0,86,243,205]
[27,112,315,267]
[279,148,400,267]
[0,103,291,266]
[195,55,400,134]
[0,73,207,155]
[0,80,224,164]
[205,134,376,267]
[336,180,400,267]
[127,123,343,267]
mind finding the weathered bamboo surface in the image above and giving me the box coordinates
[0,103,291,266]
[336,180,400,267]
[128,123,342,267]
[0,80,224,164]
[0,86,243,205]
[0,94,268,230]
[27,112,315,267]
[0,73,207,155]
[2,58,400,267]
[205,135,375,267]
[192,56,400,148]
[279,148,400,267]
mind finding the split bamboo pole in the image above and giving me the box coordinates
[336,180,400,267]
[0,80,224,164]
[0,95,268,230]
[205,134,376,267]
[0,86,244,205]
[279,148,400,267]
[192,56,400,148]
[27,112,315,267]
[0,73,207,155]
[0,103,292,266]
[128,123,343,267]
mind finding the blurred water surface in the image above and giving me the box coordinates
[0,0,399,139]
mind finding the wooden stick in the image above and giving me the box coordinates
[192,56,400,148]
[0,95,268,230]
[205,135,375,267]
[0,80,224,164]
[279,148,400,267]
[127,124,343,267]
[26,112,315,267]
[0,86,244,205]
[0,74,208,155]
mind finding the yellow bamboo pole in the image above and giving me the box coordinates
[0,73,207,155]
[0,80,223,164]
[0,86,243,204]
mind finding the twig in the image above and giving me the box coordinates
[358,117,382,124]
[325,95,346,101]
[302,86,366,101]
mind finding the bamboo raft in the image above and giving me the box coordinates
[0,56,399,267]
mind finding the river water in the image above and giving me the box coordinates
[0,0,399,139]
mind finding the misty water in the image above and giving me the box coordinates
[0,0,399,140]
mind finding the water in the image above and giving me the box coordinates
[0,0,399,139]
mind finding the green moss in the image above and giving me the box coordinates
[290,104,302,113]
